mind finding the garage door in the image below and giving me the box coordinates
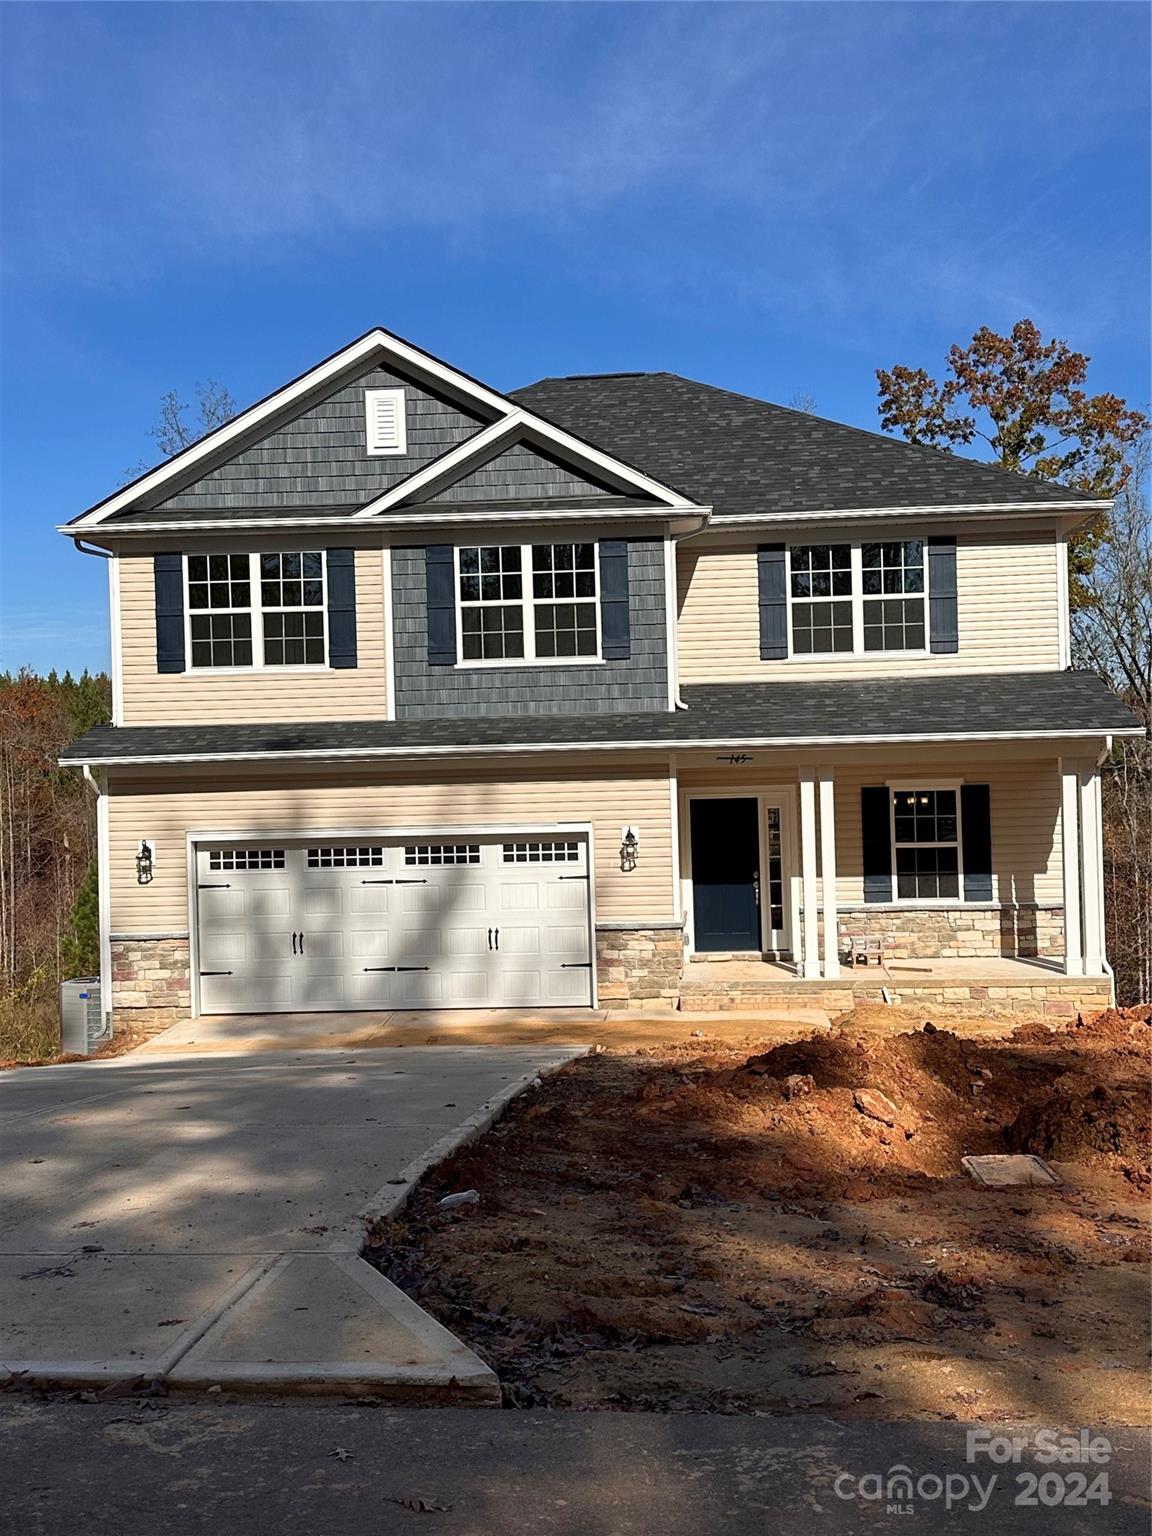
[195,834,593,1013]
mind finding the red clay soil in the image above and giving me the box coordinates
[369,1006,1152,1420]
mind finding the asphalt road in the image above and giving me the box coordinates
[2,1401,1148,1535]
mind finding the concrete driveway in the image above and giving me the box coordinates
[0,1045,581,1393]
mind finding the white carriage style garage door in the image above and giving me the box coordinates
[194,833,594,1013]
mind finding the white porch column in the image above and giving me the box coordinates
[819,767,840,979]
[1059,758,1083,976]
[1079,763,1106,976]
[799,767,821,979]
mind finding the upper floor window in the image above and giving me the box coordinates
[457,542,599,664]
[862,540,925,651]
[788,539,928,656]
[790,544,852,654]
[187,552,327,669]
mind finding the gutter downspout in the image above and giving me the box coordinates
[668,511,711,709]
[81,764,113,1034]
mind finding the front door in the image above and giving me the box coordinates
[690,797,762,952]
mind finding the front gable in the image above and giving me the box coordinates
[70,326,698,532]
[151,363,493,512]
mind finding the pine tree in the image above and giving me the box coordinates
[60,858,100,979]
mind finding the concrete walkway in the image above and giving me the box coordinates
[0,1045,581,1393]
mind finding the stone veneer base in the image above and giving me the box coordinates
[677,978,1112,1019]
[595,923,684,1010]
[835,904,1065,960]
[110,936,191,1022]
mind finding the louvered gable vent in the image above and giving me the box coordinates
[364,388,407,455]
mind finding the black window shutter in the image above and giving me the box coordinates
[861,786,893,902]
[426,545,457,666]
[154,553,185,674]
[928,536,958,653]
[757,544,787,659]
[599,540,631,660]
[961,784,993,902]
[325,549,357,669]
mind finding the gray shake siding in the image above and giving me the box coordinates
[153,365,489,511]
[426,442,615,504]
[391,539,669,718]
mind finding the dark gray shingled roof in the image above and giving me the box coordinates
[61,672,1139,764]
[511,373,1097,519]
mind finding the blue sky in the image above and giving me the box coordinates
[1,1,1148,674]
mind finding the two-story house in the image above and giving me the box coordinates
[60,327,1141,1027]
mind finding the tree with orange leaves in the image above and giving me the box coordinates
[877,320,1147,603]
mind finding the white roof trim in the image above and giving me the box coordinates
[59,507,710,538]
[68,328,519,531]
[351,410,696,518]
[715,501,1111,526]
[62,725,1139,769]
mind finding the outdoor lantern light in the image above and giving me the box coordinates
[135,839,154,885]
[619,826,639,872]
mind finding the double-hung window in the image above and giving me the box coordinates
[787,539,928,656]
[789,544,853,653]
[862,540,925,651]
[187,552,327,669]
[891,787,961,900]
[457,542,599,663]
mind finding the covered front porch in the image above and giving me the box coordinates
[673,738,1114,1008]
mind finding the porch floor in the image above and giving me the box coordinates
[684,954,1066,985]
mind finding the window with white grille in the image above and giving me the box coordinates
[186,552,327,669]
[404,843,481,866]
[502,841,580,863]
[365,388,407,455]
[456,543,600,664]
[306,846,385,868]
[208,848,285,871]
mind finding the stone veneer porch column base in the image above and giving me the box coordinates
[595,923,684,1012]
[110,935,191,1027]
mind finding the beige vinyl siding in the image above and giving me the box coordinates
[106,756,675,932]
[678,749,1062,905]
[676,527,1062,682]
[118,548,388,723]
[829,756,1062,906]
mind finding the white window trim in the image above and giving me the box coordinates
[183,551,330,673]
[364,388,408,456]
[785,540,932,660]
[887,779,965,907]
[453,540,604,668]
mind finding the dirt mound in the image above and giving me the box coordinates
[1069,1004,1152,1041]
[1009,1076,1151,1181]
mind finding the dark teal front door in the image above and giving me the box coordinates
[690,797,761,952]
